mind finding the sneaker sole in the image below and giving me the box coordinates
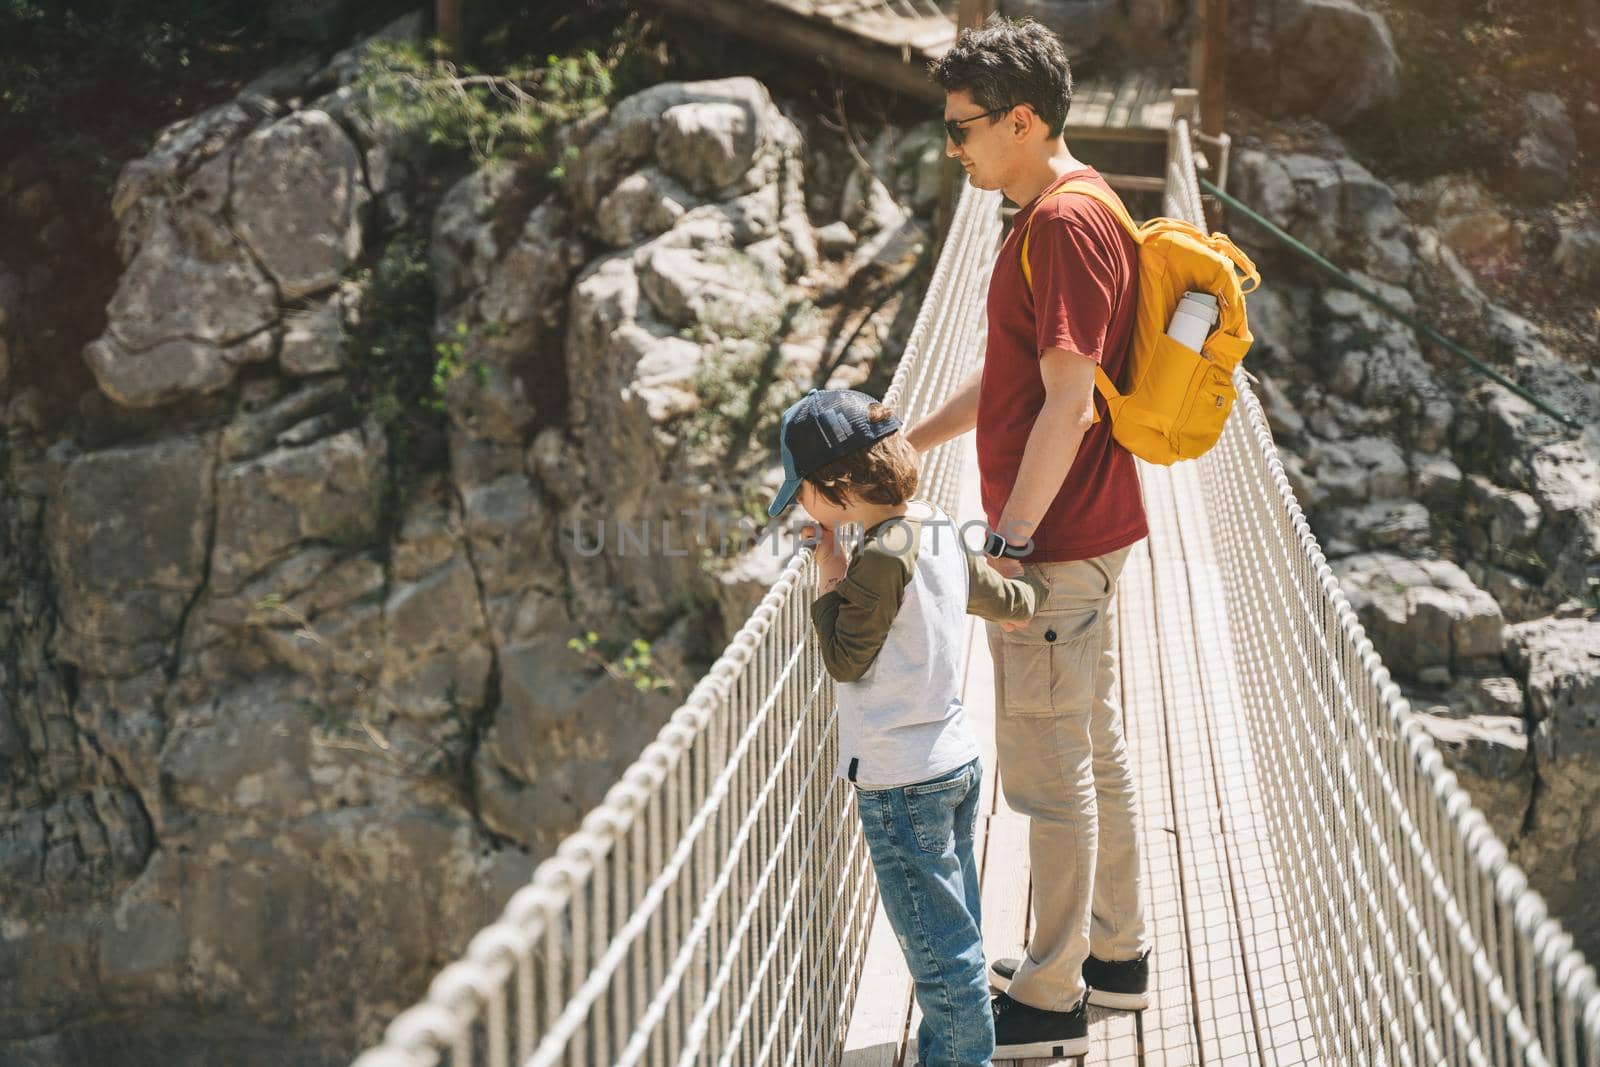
[1085,988,1149,1011]
[988,969,1149,1011]
[993,1037,1091,1058]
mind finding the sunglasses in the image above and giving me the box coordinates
[943,105,1013,146]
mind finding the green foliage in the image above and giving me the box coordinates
[0,0,406,185]
[429,320,476,409]
[354,36,622,169]
[346,233,436,425]
[1,0,230,137]
[567,631,676,693]
[344,235,487,516]
[1501,547,1549,583]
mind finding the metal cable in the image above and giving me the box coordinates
[1199,177,1583,432]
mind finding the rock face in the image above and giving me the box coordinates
[1500,92,1578,205]
[84,95,370,408]
[1217,0,1600,908]
[0,47,830,1064]
[1232,150,1415,285]
[1412,175,1520,262]
[1552,212,1600,291]
[230,109,369,297]
[1234,0,1400,126]
[1412,712,1531,843]
[1335,553,1505,682]
[1504,619,1600,940]
[1236,123,1600,961]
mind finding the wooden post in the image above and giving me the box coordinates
[957,0,992,32]
[436,0,462,58]
[1199,0,1227,138]
[937,0,994,238]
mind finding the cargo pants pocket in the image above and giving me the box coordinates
[995,605,1102,717]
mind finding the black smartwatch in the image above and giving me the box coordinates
[983,531,1030,560]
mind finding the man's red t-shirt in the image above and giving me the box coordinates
[976,167,1148,563]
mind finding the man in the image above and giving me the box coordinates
[907,17,1151,1059]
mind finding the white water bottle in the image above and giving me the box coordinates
[1166,291,1219,354]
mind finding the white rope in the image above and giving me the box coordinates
[351,111,1600,1067]
[351,180,1003,1067]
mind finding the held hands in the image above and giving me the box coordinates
[987,554,1026,631]
[987,554,1024,580]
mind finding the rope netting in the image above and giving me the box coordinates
[351,111,1600,1067]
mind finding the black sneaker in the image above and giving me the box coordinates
[989,951,1151,1011]
[1082,949,1150,1010]
[991,991,1089,1059]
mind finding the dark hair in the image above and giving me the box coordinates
[805,402,920,509]
[928,17,1074,138]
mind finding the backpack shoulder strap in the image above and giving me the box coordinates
[1016,177,1136,406]
[1057,181,1141,242]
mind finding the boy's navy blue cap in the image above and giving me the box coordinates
[768,389,902,518]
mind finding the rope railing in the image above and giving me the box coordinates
[350,177,1004,1067]
[1165,112,1205,227]
[1176,175,1600,1066]
[351,92,1600,1067]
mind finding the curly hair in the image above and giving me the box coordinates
[928,17,1074,138]
[804,402,920,509]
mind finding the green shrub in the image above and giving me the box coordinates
[567,631,676,693]
[343,235,486,521]
[354,35,623,170]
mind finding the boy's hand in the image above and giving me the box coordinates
[992,566,1043,627]
[798,520,833,551]
[998,572,1049,630]
[986,554,1024,580]
[801,522,848,594]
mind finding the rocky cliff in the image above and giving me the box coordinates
[0,17,939,1063]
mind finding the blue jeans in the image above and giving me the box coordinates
[855,757,993,1067]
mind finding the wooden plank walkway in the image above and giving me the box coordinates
[841,445,1321,1065]
[641,0,1174,136]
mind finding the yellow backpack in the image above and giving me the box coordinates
[1020,178,1261,465]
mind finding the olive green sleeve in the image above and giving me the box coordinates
[964,549,1050,623]
[808,536,916,684]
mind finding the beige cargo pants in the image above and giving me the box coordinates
[984,543,1148,1012]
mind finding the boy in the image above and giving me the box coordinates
[767,388,1048,1067]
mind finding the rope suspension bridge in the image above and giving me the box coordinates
[349,16,1600,1067]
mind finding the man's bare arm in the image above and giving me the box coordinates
[995,347,1098,547]
[905,366,983,454]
